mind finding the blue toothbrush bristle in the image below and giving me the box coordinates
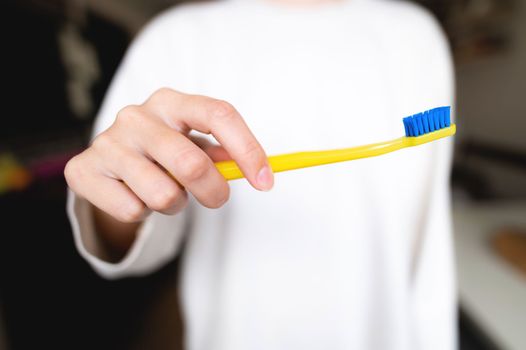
[403,106,451,137]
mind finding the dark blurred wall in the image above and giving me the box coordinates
[455,0,526,198]
[455,0,526,199]
[0,2,180,350]
[2,2,72,142]
[456,1,526,148]
[87,0,200,34]
[414,0,526,199]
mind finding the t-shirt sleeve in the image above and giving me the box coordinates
[67,191,188,279]
[67,12,191,279]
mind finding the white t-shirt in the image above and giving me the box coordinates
[67,0,456,349]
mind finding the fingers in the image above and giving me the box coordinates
[144,88,274,191]
[65,88,270,226]
[190,136,232,162]
[65,152,149,223]
[69,137,189,221]
[120,117,230,209]
[93,140,188,215]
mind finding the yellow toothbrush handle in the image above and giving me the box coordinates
[215,124,456,181]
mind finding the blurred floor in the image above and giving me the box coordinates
[454,200,526,350]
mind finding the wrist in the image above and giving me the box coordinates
[91,205,141,262]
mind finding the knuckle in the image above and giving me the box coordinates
[156,87,175,96]
[118,201,146,223]
[150,87,176,104]
[209,100,237,124]
[149,186,180,211]
[64,155,82,187]
[115,105,142,124]
[91,132,114,151]
[240,139,262,161]
[91,133,133,166]
[176,150,210,182]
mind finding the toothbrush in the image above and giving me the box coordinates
[215,106,456,180]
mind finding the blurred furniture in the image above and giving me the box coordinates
[454,201,526,350]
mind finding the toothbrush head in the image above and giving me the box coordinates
[403,106,451,137]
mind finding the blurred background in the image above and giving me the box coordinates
[0,0,525,349]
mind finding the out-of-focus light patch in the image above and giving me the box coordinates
[0,153,32,194]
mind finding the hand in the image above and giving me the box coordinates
[65,88,274,223]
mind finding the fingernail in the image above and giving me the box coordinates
[256,165,274,191]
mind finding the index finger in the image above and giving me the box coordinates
[144,88,274,191]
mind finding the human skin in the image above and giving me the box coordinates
[65,89,274,260]
[64,0,336,260]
